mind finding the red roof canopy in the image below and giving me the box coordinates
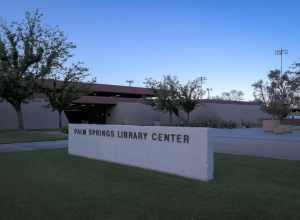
[91,84,153,96]
[73,96,146,105]
[40,79,154,96]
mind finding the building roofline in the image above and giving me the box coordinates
[73,96,258,106]
[40,79,154,96]
[41,80,259,105]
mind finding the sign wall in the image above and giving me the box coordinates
[68,124,214,181]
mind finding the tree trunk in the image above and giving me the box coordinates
[58,111,62,129]
[187,112,190,126]
[15,105,24,130]
[169,111,173,125]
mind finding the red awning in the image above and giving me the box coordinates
[73,96,147,105]
[73,96,117,105]
[91,84,153,96]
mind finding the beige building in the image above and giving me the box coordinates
[0,83,269,130]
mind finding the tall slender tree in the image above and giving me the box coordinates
[0,10,74,129]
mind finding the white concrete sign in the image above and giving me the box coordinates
[68,124,214,181]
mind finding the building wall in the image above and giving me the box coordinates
[106,101,269,126]
[0,99,269,129]
[191,103,270,125]
[106,102,161,125]
[0,100,68,130]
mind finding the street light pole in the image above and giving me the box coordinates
[126,80,134,87]
[199,76,207,85]
[199,76,207,98]
[275,48,288,74]
[206,88,212,99]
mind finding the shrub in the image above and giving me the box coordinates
[62,124,69,134]
[241,120,251,128]
[189,118,238,128]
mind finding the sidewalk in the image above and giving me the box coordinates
[0,140,67,153]
[211,128,300,160]
[211,128,300,142]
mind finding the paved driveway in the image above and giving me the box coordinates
[211,128,300,160]
[0,140,67,153]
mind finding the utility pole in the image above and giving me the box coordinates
[206,88,212,99]
[126,80,134,87]
[275,48,288,74]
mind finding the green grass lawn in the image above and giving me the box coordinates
[0,130,67,144]
[0,150,300,220]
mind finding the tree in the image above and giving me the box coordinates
[42,63,94,129]
[252,69,298,120]
[221,90,244,101]
[179,78,205,124]
[290,62,300,107]
[0,10,74,129]
[144,75,180,125]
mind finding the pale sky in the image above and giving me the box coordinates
[2,0,300,100]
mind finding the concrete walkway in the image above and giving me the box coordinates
[0,140,67,153]
[1,128,299,161]
[211,128,300,160]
